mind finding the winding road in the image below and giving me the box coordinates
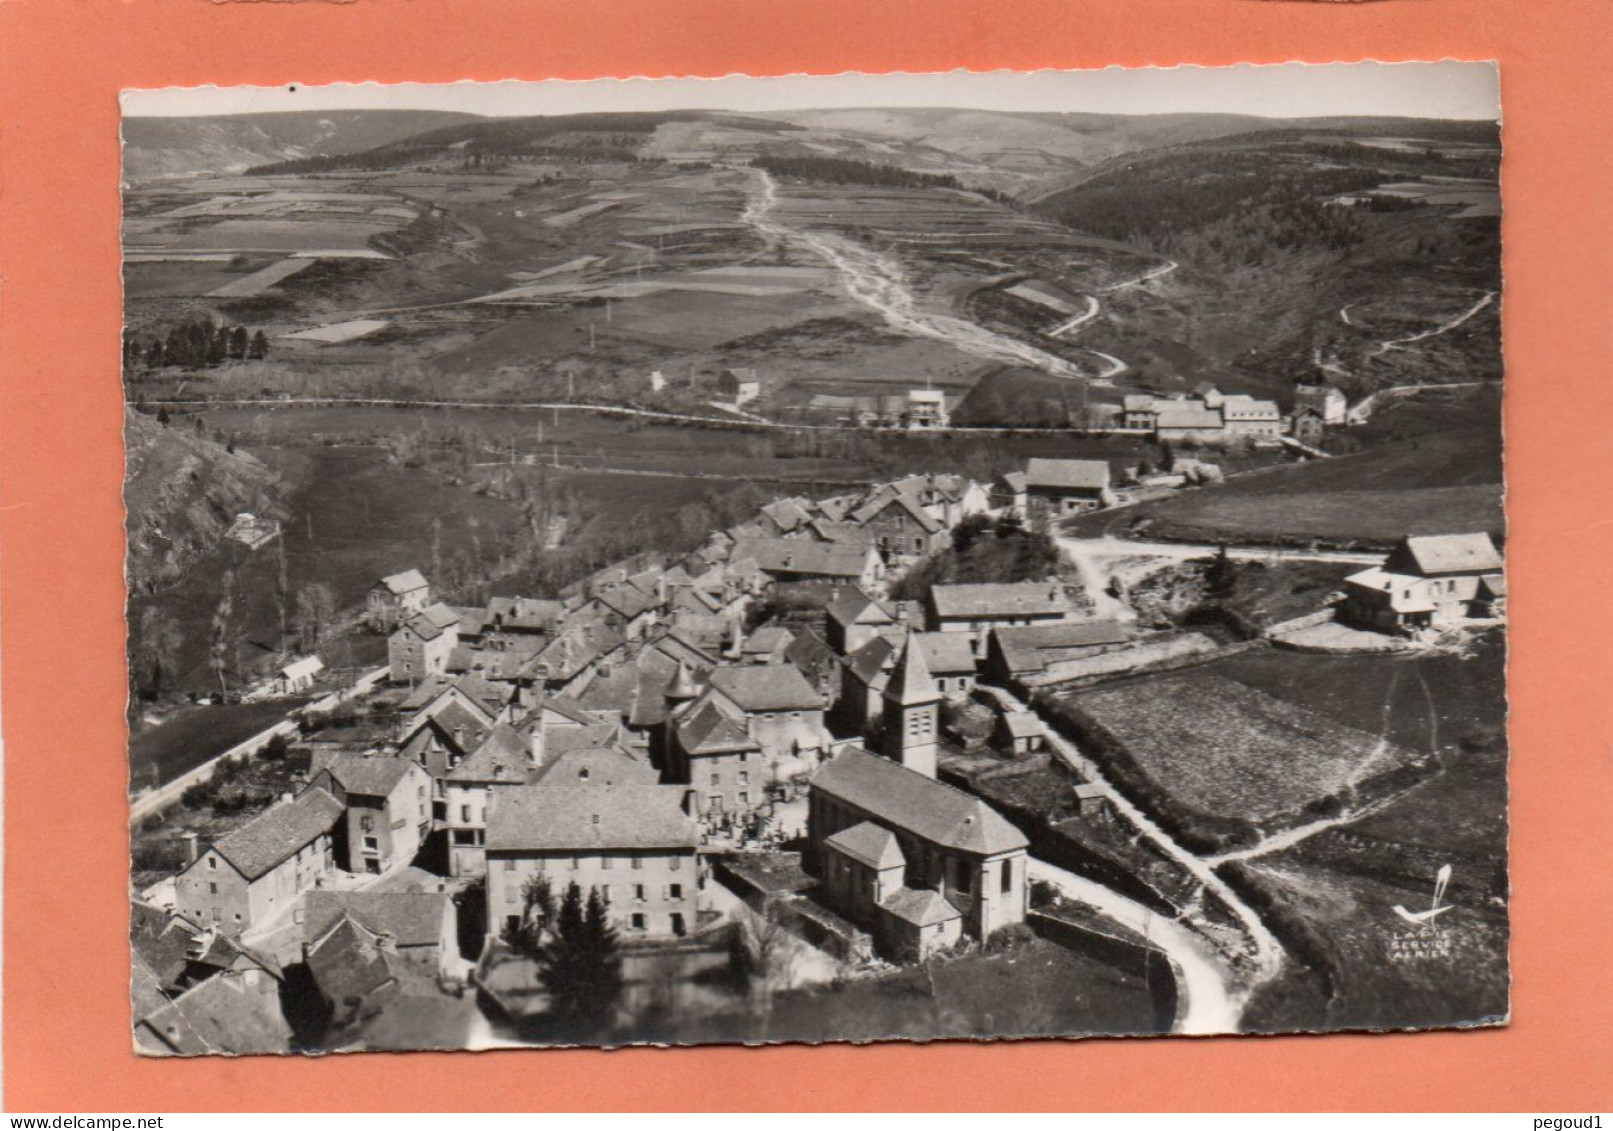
[977,682,1282,1034]
[740,167,1095,381]
[1367,290,1497,358]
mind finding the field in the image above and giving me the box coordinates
[129,699,309,790]
[1052,672,1422,827]
[1237,855,1509,1034]
[1104,414,1503,548]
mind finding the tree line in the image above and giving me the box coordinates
[124,318,269,374]
[751,153,1006,200]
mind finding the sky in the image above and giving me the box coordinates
[123,60,1500,121]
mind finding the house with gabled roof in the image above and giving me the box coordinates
[368,569,431,629]
[1294,382,1348,425]
[308,752,432,875]
[1343,532,1505,632]
[808,746,1029,957]
[388,603,463,684]
[485,782,701,941]
[302,890,458,982]
[984,620,1130,687]
[173,788,343,936]
[1023,458,1114,515]
[441,724,532,877]
[134,951,292,1056]
[399,699,492,781]
[825,586,898,654]
[851,489,948,563]
[927,580,1073,657]
[728,537,885,591]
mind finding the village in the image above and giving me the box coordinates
[129,392,1507,1052]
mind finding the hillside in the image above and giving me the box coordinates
[121,109,483,181]
[123,407,286,595]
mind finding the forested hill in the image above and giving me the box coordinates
[121,110,483,180]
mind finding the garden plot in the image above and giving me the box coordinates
[1058,672,1421,825]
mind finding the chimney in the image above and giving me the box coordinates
[181,832,200,865]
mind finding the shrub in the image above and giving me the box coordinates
[180,782,214,809]
[985,922,1037,954]
[132,839,190,874]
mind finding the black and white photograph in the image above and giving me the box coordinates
[122,61,1507,1055]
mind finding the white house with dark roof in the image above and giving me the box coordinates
[173,788,343,936]
[1343,532,1505,632]
[485,782,701,940]
[368,569,431,628]
[808,746,1029,958]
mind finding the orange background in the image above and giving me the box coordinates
[2,0,1609,1112]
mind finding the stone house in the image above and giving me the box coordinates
[485,782,702,941]
[173,788,343,936]
[388,603,462,685]
[308,753,433,875]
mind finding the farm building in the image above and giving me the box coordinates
[1342,532,1506,633]
[1023,458,1114,515]
[225,512,281,551]
[717,368,761,406]
[1294,382,1349,425]
[984,620,1129,687]
[276,655,324,695]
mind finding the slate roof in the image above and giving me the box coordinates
[676,700,761,755]
[843,635,897,687]
[1396,533,1503,576]
[305,918,399,1007]
[930,582,1067,620]
[443,723,530,783]
[1000,711,1045,740]
[403,603,462,641]
[531,745,659,787]
[807,520,877,546]
[810,747,1028,857]
[207,788,343,881]
[851,490,944,534]
[137,972,294,1056]
[541,722,624,757]
[914,631,977,676]
[741,625,796,657]
[729,537,874,580]
[1155,406,1224,430]
[881,886,963,928]
[317,752,418,797]
[709,664,824,711]
[378,569,428,596]
[1024,458,1111,492]
[824,821,905,870]
[303,891,451,949]
[595,584,657,621]
[826,588,893,629]
[991,621,1128,672]
[1344,568,1438,613]
[486,783,698,853]
[885,634,941,706]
